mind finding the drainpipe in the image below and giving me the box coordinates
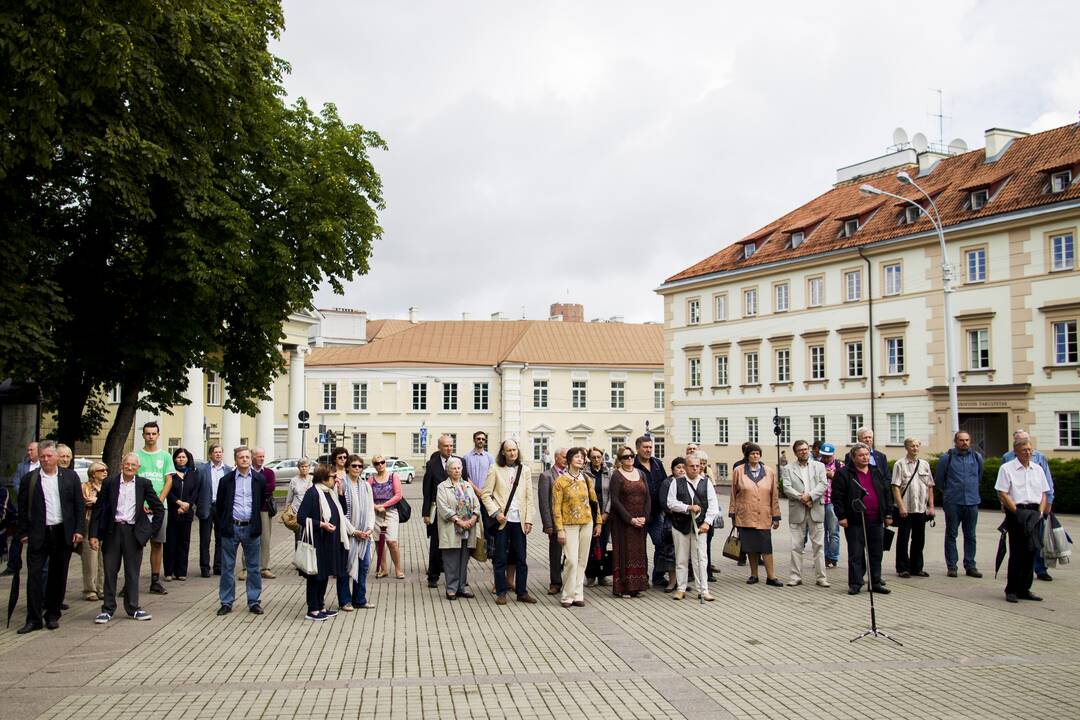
[857,247,875,437]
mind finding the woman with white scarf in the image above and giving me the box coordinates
[435,457,481,600]
[337,454,376,611]
[296,465,355,621]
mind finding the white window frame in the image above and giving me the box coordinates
[108,384,122,404]
[1059,411,1080,448]
[572,380,588,409]
[844,269,862,302]
[842,218,859,237]
[473,382,489,411]
[811,415,826,443]
[411,382,427,411]
[442,382,458,411]
[776,348,791,383]
[885,336,905,374]
[206,372,220,407]
[746,417,759,444]
[1053,320,1078,365]
[652,436,666,461]
[743,288,758,317]
[968,328,990,369]
[533,380,549,409]
[791,230,804,248]
[808,276,824,307]
[904,205,921,225]
[846,341,864,378]
[717,417,729,445]
[965,247,987,283]
[888,413,905,445]
[777,416,791,445]
[810,345,826,380]
[884,263,902,296]
[743,242,756,259]
[775,282,789,312]
[610,381,625,409]
[689,418,701,444]
[847,414,864,444]
[715,355,729,386]
[322,382,337,411]
[688,298,701,325]
[653,381,664,410]
[714,294,728,322]
[532,436,549,462]
[745,352,759,385]
[1051,170,1072,193]
[688,357,701,388]
[970,188,989,210]
[352,432,367,455]
[609,436,627,458]
[352,382,368,411]
[1051,232,1075,272]
[412,433,424,455]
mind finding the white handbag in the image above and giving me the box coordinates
[293,518,319,575]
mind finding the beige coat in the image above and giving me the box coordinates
[730,465,781,530]
[481,463,535,528]
[435,479,482,550]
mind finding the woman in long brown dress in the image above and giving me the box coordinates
[608,446,651,598]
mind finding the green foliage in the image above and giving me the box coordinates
[927,457,1080,514]
[0,1,385,455]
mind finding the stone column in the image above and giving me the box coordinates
[221,388,242,456]
[255,397,275,460]
[183,367,205,460]
[287,345,308,458]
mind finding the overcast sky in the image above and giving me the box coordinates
[276,1,1080,324]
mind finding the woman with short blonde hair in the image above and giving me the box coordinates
[80,461,108,600]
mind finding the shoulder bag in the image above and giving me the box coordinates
[281,503,299,532]
[482,465,524,559]
[293,518,319,575]
[721,526,741,561]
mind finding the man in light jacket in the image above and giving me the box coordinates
[781,439,829,587]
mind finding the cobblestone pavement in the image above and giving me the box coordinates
[1,483,1077,719]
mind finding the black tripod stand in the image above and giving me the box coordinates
[849,496,902,646]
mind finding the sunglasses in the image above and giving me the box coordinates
[373,460,386,466]
[619,454,633,460]
[349,463,364,469]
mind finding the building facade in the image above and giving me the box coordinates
[658,124,1080,475]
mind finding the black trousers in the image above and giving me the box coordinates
[199,503,221,574]
[547,532,562,587]
[305,576,329,613]
[493,521,528,597]
[844,518,884,589]
[25,525,72,625]
[896,513,927,574]
[102,524,144,616]
[426,524,443,582]
[1005,512,1035,595]
[165,513,194,578]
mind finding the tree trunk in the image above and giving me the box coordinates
[103,382,141,474]
[54,371,91,455]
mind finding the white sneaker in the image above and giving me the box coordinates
[786,578,802,586]
[94,612,111,624]
[129,610,152,621]
[816,579,831,588]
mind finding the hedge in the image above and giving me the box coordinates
[913,457,1080,514]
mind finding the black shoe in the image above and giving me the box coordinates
[213,569,221,576]
[765,578,784,587]
[0,568,14,577]
[1037,572,1053,582]
[736,560,747,567]
[59,603,69,611]
[16,622,42,634]
[45,618,59,630]
[1018,591,1043,601]
[249,604,264,614]
[947,568,958,577]
[746,576,759,585]
[707,574,717,583]
[847,586,861,595]
[871,585,891,594]
[1005,593,1019,603]
[201,570,211,578]
[217,605,232,616]
[965,568,983,578]
[149,582,167,595]
[427,580,439,588]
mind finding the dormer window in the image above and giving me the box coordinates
[903,205,921,225]
[970,188,990,210]
[1051,170,1073,193]
[841,218,859,238]
[743,242,756,259]
[790,231,805,249]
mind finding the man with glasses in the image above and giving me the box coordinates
[197,444,231,577]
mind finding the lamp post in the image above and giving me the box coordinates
[859,172,960,434]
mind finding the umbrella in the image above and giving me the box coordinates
[994,518,1009,579]
[6,541,22,628]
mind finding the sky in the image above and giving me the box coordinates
[275,0,1080,324]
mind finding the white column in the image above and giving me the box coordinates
[183,367,205,460]
[222,388,242,456]
[256,397,275,460]
[287,346,307,458]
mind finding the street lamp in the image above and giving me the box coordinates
[859,172,960,434]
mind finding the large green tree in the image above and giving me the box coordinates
[0,2,385,470]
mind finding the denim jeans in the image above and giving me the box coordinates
[494,521,529,597]
[943,502,979,571]
[337,544,371,607]
[824,502,840,563]
[646,515,667,585]
[220,524,262,608]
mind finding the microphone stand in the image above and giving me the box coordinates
[849,488,902,646]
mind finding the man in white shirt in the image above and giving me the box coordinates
[197,444,231,577]
[667,455,718,601]
[995,438,1050,604]
[781,440,830,587]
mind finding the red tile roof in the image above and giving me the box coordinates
[664,123,1080,285]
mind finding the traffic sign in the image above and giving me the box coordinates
[298,421,310,430]
[298,410,310,422]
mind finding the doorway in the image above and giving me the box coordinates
[959,413,1009,458]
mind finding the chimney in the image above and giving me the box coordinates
[461,312,471,321]
[549,302,584,322]
[490,311,506,321]
[984,128,1027,162]
[408,306,418,324]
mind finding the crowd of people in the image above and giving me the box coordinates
[0,424,1058,631]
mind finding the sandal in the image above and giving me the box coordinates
[375,570,388,579]
[395,572,406,580]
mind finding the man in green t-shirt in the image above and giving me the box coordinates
[138,421,174,595]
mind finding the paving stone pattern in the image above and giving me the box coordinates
[1,483,1077,719]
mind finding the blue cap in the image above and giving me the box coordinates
[819,443,836,456]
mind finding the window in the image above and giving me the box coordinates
[688,298,701,324]
[533,436,549,462]
[967,328,990,369]
[885,337,905,374]
[884,263,902,296]
[775,349,791,383]
[811,416,826,443]
[888,413,905,445]
[442,382,458,410]
[1051,170,1073,193]
[533,380,548,409]
[715,355,729,386]
[689,418,701,444]
[714,294,728,321]
[322,382,337,411]
[810,345,826,380]
[970,188,989,210]
[743,288,758,317]
[808,276,824,307]
[743,242,756,259]
[841,218,859,237]
[965,247,986,283]
[108,384,122,404]
[848,414,864,444]
[1053,320,1078,364]
[412,433,424,455]
[846,341,864,377]
[411,382,427,411]
[776,416,791,445]
[746,417,759,444]
[352,432,367,455]
[610,381,625,409]
[1051,232,1075,271]
[903,205,921,225]
[572,380,588,409]
[716,463,729,480]
[473,382,489,410]
[1059,411,1080,448]
[791,231,805,248]
[609,436,627,458]
[717,417,729,445]
[775,282,789,312]
[206,372,219,406]
[652,436,665,460]
[352,382,368,411]
[167,437,181,453]
[688,358,701,387]
[844,269,862,302]
[745,352,759,385]
[654,381,665,410]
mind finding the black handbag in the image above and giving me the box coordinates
[396,497,412,524]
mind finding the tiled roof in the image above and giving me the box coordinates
[364,319,415,342]
[307,321,663,369]
[664,123,1080,285]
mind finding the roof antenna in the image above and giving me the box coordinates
[928,89,951,147]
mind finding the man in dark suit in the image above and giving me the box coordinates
[843,427,888,471]
[90,452,164,623]
[832,442,895,596]
[537,448,568,595]
[421,434,467,588]
[15,440,85,634]
[196,444,231,577]
[214,446,267,615]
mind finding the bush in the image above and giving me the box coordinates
[926,456,1080,514]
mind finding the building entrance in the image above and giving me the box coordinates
[959,413,1009,458]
